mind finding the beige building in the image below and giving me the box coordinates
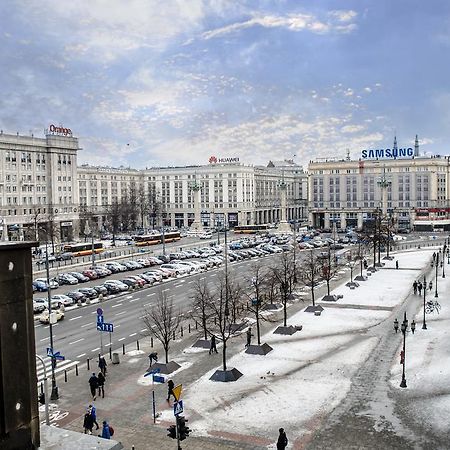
[308,138,450,231]
[0,129,80,242]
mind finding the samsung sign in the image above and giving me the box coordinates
[361,147,414,160]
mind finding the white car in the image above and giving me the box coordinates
[51,294,74,307]
[104,280,129,291]
[34,297,60,310]
[199,233,213,239]
[33,300,46,314]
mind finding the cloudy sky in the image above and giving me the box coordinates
[1,1,450,169]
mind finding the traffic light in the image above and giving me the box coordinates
[178,416,191,441]
[167,424,176,439]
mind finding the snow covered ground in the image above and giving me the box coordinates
[155,246,446,447]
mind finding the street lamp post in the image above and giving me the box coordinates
[442,251,445,278]
[45,242,59,400]
[422,275,427,330]
[435,252,439,298]
[399,311,408,388]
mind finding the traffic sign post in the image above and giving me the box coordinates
[173,400,184,416]
[46,347,65,361]
[143,367,162,424]
[97,310,104,356]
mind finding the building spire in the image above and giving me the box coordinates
[393,135,398,152]
[414,134,419,156]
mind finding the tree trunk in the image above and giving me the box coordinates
[311,284,316,306]
[222,340,227,371]
[164,344,169,363]
[202,315,208,340]
[283,296,287,327]
[256,312,261,345]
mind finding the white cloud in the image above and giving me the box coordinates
[329,10,358,23]
[200,10,357,41]
[341,125,365,133]
[364,87,372,93]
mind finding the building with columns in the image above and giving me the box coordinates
[307,137,450,231]
[0,129,80,242]
[78,161,307,232]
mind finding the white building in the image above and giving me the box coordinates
[0,129,80,242]
[308,137,450,231]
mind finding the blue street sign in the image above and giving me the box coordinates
[144,368,161,377]
[97,322,113,332]
[46,347,65,360]
[97,308,103,316]
[153,375,165,384]
[97,315,104,324]
[173,400,184,416]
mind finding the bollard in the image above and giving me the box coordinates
[109,347,112,360]
[180,326,183,338]
[137,340,140,351]
[195,320,198,330]
[188,323,191,334]
[151,337,153,348]
[173,330,176,340]
[40,383,44,394]
[76,364,79,376]
[87,358,90,370]
[123,343,126,355]
[64,370,67,383]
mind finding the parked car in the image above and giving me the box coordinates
[102,283,122,294]
[93,285,108,296]
[66,291,87,303]
[136,258,151,267]
[104,280,129,292]
[93,265,112,277]
[33,299,46,314]
[120,278,140,288]
[34,297,60,310]
[77,287,98,299]
[56,273,79,285]
[82,269,99,280]
[32,280,48,292]
[126,275,147,287]
[144,271,163,282]
[68,272,90,283]
[51,294,74,307]
[39,309,65,324]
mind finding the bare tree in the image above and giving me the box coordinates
[244,262,276,345]
[319,244,341,297]
[190,278,212,340]
[105,199,121,245]
[206,274,246,371]
[148,186,162,230]
[298,249,322,307]
[271,252,296,326]
[137,183,149,229]
[141,290,181,363]
[45,207,60,254]
[79,205,96,242]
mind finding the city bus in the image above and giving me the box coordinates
[63,242,104,257]
[134,231,181,246]
[233,225,268,234]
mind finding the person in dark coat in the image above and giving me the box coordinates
[418,282,423,296]
[89,404,99,430]
[413,281,418,295]
[167,379,176,402]
[148,352,158,366]
[98,356,107,376]
[429,280,433,291]
[101,420,111,439]
[277,428,288,449]
[395,260,399,269]
[97,372,106,398]
[88,373,98,400]
[83,411,94,434]
[209,335,218,354]
[245,327,253,348]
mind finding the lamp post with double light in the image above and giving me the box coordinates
[435,252,439,298]
[399,312,409,388]
[422,275,427,330]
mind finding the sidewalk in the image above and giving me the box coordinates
[41,246,442,449]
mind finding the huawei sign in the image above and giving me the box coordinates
[209,155,239,164]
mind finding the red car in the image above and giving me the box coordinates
[82,269,99,280]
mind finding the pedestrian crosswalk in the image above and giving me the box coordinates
[36,358,80,385]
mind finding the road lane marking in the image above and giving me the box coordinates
[129,298,139,302]
[118,337,125,341]
[69,338,85,345]
[111,303,123,308]
[69,315,82,321]
[129,333,137,337]
[147,293,156,297]
[76,353,86,358]
[91,348,100,352]
[115,311,126,316]
[40,337,50,342]
[81,323,91,328]
[162,288,170,292]
[140,329,146,333]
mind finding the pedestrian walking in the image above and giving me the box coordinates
[209,335,218,354]
[413,280,418,295]
[245,327,253,348]
[363,259,368,269]
[433,252,436,261]
[418,282,423,296]
[276,427,288,450]
[89,404,100,430]
[429,281,433,291]
[100,420,111,439]
[167,379,177,402]
[88,372,98,401]
[98,356,107,376]
[83,410,94,434]
[97,371,105,398]
[396,260,399,269]
[148,352,158,366]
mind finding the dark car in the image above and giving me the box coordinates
[120,278,139,288]
[93,285,108,296]
[68,272,90,282]
[77,287,98,299]
[66,291,86,303]
[102,283,121,294]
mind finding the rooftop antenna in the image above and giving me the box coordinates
[414,134,419,156]
[346,149,350,160]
